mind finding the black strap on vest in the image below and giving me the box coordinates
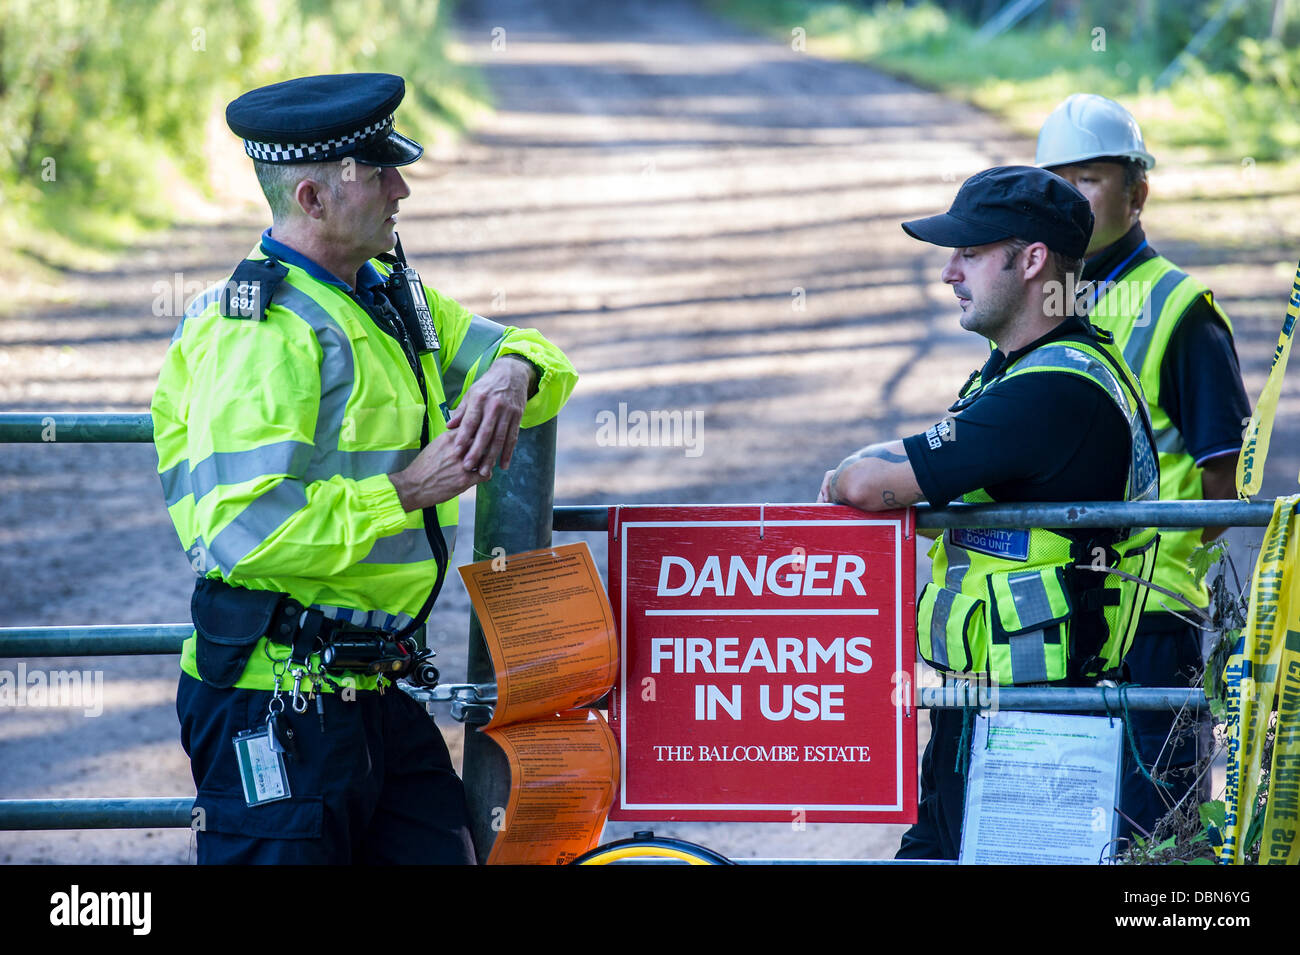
[291,607,324,668]
[1064,534,1121,682]
[351,272,450,643]
[1077,327,1159,470]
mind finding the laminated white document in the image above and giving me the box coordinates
[960,710,1123,864]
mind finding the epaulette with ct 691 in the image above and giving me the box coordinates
[220,257,290,321]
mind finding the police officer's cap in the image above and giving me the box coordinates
[226,73,423,167]
[902,166,1093,260]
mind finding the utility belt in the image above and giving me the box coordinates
[190,576,440,691]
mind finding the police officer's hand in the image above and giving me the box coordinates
[447,356,535,479]
[817,469,836,504]
[389,430,487,511]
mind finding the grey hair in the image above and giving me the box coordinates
[252,160,344,223]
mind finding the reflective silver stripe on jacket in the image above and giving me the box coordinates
[1154,426,1188,456]
[170,285,225,344]
[1010,344,1130,416]
[359,523,457,565]
[311,603,415,632]
[162,446,422,509]
[277,284,357,463]
[1007,570,1053,624]
[1008,631,1049,684]
[442,314,508,407]
[930,534,974,669]
[929,588,952,669]
[206,480,309,575]
[1121,267,1189,375]
[163,286,354,509]
[161,441,315,507]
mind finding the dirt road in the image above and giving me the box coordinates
[1,0,1295,862]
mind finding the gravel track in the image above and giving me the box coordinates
[1,0,1295,863]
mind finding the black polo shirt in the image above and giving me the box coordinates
[1082,224,1250,465]
[903,316,1132,507]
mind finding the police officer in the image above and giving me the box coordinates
[1037,94,1251,840]
[819,166,1159,859]
[151,74,577,864]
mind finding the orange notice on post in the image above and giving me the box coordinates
[459,542,617,729]
[484,710,619,865]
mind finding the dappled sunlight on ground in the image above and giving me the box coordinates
[0,0,1293,862]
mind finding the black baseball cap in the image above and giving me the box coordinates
[226,73,423,167]
[902,165,1093,259]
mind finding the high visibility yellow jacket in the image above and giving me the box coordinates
[917,332,1160,684]
[151,244,577,691]
[1089,253,1233,610]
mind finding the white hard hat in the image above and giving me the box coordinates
[1035,93,1155,171]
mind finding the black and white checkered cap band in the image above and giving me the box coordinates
[242,114,394,163]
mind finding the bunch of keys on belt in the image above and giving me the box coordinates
[230,674,298,807]
[266,677,298,760]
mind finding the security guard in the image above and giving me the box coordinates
[151,74,577,864]
[819,166,1159,859]
[1037,94,1251,840]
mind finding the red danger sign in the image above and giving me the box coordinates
[607,505,916,823]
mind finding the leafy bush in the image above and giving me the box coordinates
[0,0,481,257]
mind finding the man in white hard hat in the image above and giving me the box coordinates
[1036,93,1251,844]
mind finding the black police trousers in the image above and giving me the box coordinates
[895,707,967,861]
[1116,612,1204,844]
[178,672,476,864]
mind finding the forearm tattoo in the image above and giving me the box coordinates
[831,444,907,501]
[843,446,908,466]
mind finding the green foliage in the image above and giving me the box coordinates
[1242,774,1271,858]
[1199,798,1226,846]
[710,0,1300,162]
[1189,540,1229,587]
[1118,796,1226,864]
[1199,543,1248,721]
[1204,639,1234,722]
[1122,815,1219,864]
[1,0,483,261]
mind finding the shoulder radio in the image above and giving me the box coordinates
[383,234,440,354]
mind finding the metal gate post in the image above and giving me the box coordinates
[461,416,557,864]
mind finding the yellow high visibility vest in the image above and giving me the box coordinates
[151,246,577,690]
[917,333,1160,684]
[1089,254,1233,610]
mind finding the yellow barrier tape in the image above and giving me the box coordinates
[1261,503,1300,865]
[1237,261,1299,498]
[1221,494,1300,863]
